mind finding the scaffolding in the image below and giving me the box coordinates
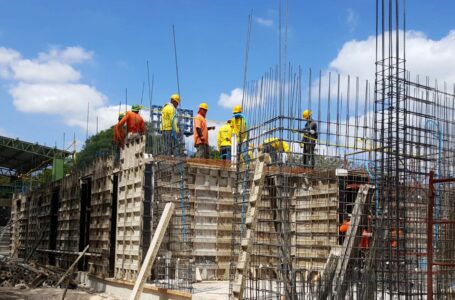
[228,1,455,299]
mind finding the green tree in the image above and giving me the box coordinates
[209,146,220,159]
[77,127,115,168]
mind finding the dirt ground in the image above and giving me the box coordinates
[0,287,121,300]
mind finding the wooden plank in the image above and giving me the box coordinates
[232,153,270,300]
[55,244,90,286]
[129,202,175,300]
[332,184,372,298]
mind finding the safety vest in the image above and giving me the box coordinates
[263,138,290,153]
[231,115,247,142]
[160,103,179,133]
[217,123,233,150]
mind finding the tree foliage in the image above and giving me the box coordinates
[77,127,114,168]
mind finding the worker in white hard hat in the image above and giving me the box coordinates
[301,109,318,168]
[161,93,181,156]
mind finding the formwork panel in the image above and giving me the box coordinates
[115,137,146,281]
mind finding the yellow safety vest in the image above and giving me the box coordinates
[160,103,179,133]
[264,138,290,153]
[231,116,247,142]
[217,123,233,150]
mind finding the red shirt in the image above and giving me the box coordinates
[118,111,145,134]
[113,123,125,146]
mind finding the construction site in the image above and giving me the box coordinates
[1,1,455,299]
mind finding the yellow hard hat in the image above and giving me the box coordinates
[171,93,180,104]
[303,109,312,120]
[199,102,208,110]
[233,105,242,114]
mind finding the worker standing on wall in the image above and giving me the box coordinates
[231,105,249,163]
[113,112,126,161]
[160,94,181,155]
[117,104,145,140]
[194,103,215,159]
[301,109,318,168]
[217,120,233,160]
[259,137,290,163]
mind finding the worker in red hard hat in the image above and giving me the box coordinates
[194,103,215,159]
[117,104,145,140]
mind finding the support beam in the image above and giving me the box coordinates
[231,153,269,300]
[129,202,175,300]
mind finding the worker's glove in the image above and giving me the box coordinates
[208,126,216,130]
[309,130,316,135]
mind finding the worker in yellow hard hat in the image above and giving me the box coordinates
[194,103,215,159]
[301,109,318,168]
[259,137,290,163]
[217,120,233,160]
[231,105,249,163]
[161,94,181,156]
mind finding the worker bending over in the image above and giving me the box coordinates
[194,103,215,159]
[260,137,290,163]
[117,104,145,140]
[113,112,125,147]
[217,120,232,160]
[301,109,318,168]
[161,93,181,156]
[113,112,126,161]
[231,105,249,163]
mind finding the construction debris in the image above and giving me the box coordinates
[0,256,76,289]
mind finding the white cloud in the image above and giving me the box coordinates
[329,30,455,85]
[218,87,244,109]
[255,17,274,28]
[38,46,93,64]
[11,83,106,115]
[11,60,81,82]
[0,47,21,78]
[0,46,112,134]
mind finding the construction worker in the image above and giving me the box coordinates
[113,112,125,147]
[301,109,318,168]
[231,105,249,163]
[161,94,181,156]
[194,103,215,159]
[117,105,145,140]
[113,112,125,161]
[338,217,350,244]
[217,120,232,160]
[259,137,290,163]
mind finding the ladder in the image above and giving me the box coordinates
[332,184,373,299]
[231,153,270,300]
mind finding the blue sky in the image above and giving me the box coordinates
[1,0,455,149]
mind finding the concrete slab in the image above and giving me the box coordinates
[192,281,229,300]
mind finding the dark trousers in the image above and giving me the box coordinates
[220,146,231,160]
[263,144,278,163]
[303,142,316,168]
[163,130,183,156]
[195,144,210,159]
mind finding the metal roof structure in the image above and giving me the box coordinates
[0,135,72,176]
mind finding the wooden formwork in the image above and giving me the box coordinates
[88,156,114,277]
[10,194,26,258]
[115,136,147,281]
[292,172,339,271]
[186,163,236,280]
[57,173,81,269]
